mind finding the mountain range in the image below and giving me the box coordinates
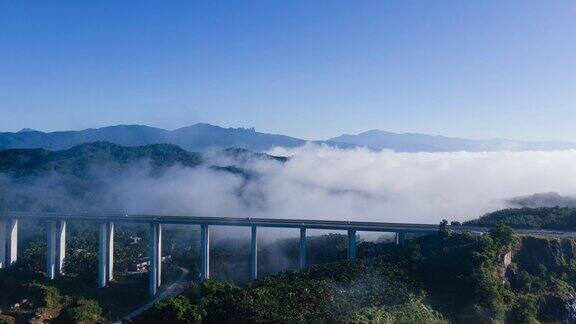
[2,123,576,152]
[329,130,576,152]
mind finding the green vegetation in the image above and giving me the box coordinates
[60,298,104,324]
[140,295,204,324]
[0,142,202,179]
[4,221,576,323]
[3,142,576,323]
[135,225,523,323]
[0,142,287,182]
[138,260,444,323]
[0,221,162,322]
[0,142,286,214]
[0,270,105,323]
[465,206,576,230]
[0,266,143,323]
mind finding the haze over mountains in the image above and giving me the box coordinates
[0,124,306,152]
[330,130,576,152]
[1,123,576,152]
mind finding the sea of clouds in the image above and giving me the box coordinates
[101,145,576,224]
[4,144,576,226]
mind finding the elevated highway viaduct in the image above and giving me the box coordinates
[0,212,573,296]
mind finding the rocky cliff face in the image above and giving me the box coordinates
[514,237,576,274]
[565,293,576,324]
[505,236,576,323]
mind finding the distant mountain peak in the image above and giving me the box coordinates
[0,123,330,152]
[329,129,576,152]
[18,128,39,133]
[5,124,574,153]
[177,123,257,132]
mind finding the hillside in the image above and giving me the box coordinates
[0,142,285,214]
[2,207,576,323]
[465,207,576,230]
[134,226,576,323]
[330,129,576,152]
[0,142,203,179]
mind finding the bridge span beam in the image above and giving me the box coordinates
[200,224,210,281]
[149,223,162,296]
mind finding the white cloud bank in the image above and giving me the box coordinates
[106,145,576,224]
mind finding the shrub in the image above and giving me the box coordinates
[17,283,61,310]
[139,296,204,324]
[62,298,104,324]
[0,314,15,324]
[18,241,46,272]
[510,294,538,324]
[186,280,255,323]
[346,302,447,324]
[346,307,394,324]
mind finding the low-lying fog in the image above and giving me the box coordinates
[258,145,576,223]
[4,145,576,225]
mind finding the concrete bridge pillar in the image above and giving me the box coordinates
[396,232,406,245]
[200,224,210,281]
[8,219,18,266]
[251,226,257,281]
[56,221,66,275]
[0,219,6,269]
[106,222,114,282]
[98,222,108,288]
[149,223,162,296]
[347,229,357,260]
[98,222,115,288]
[46,221,57,279]
[299,228,307,270]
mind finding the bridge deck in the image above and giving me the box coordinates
[1,211,575,237]
[2,211,576,297]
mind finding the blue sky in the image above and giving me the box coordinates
[1,1,575,141]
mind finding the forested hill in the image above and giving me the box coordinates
[0,142,286,213]
[0,142,288,178]
[465,207,576,230]
[0,142,202,178]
